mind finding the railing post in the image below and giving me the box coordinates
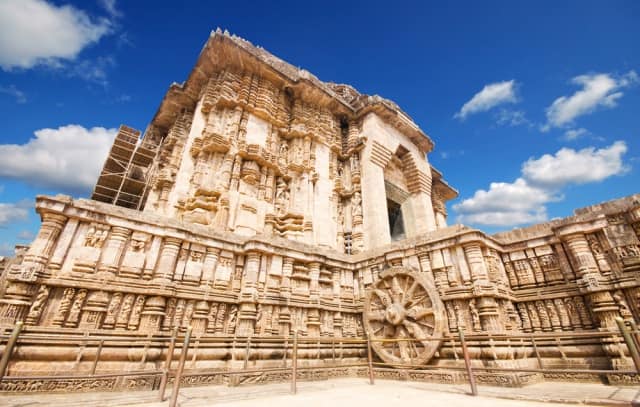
[366,331,375,385]
[243,336,251,370]
[458,328,477,396]
[291,331,298,395]
[530,334,543,369]
[0,321,23,381]
[629,319,640,351]
[169,326,192,407]
[615,317,640,374]
[158,327,178,402]
[90,339,104,376]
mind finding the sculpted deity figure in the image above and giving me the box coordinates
[278,142,288,167]
[469,299,481,332]
[103,292,123,328]
[26,285,50,324]
[66,289,87,326]
[351,191,362,217]
[255,304,264,334]
[274,178,290,216]
[227,306,238,334]
[128,295,146,330]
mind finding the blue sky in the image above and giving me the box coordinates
[0,0,639,255]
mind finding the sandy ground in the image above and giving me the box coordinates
[4,378,638,407]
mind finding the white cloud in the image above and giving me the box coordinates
[454,178,553,227]
[0,84,27,103]
[98,0,121,18]
[522,141,629,188]
[0,0,111,70]
[0,125,117,194]
[495,109,530,127]
[544,71,638,129]
[454,141,630,227]
[562,128,589,141]
[0,200,31,227]
[455,80,518,120]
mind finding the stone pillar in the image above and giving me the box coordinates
[19,213,67,280]
[265,168,275,203]
[201,248,220,286]
[191,300,210,335]
[307,308,321,337]
[477,296,501,333]
[563,233,599,278]
[49,218,79,274]
[553,243,576,282]
[140,296,166,332]
[281,257,293,298]
[237,251,260,336]
[309,262,320,301]
[463,243,489,284]
[98,227,131,278]
[154,237,181,283]
[417,251,431,274]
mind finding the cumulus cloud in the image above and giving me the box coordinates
[455,80,518,120]
[562,128,589,141]
[543,71,638,130]
[522,141,629,188]
[0,125,117,194]
[454,179,552,227]
[0,200,31,227]
[453,141,629,227]
[0,84,27,103]
[0,0,111,70]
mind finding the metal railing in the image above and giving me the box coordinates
[0,319,638,407]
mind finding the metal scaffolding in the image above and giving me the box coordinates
[91,125,160,210]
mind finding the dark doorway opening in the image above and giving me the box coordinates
[387,199,405,241]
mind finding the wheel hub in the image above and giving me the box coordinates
[385,303,406,326]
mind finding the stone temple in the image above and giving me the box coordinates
[0,29,639,392]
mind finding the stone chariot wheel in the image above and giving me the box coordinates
[363,266,445,366]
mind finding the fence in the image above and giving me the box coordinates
[0,318,638,407]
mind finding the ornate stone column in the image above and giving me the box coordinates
[563,233,600,279]
[309,262,320,301]
[236,251,260,336]
[17,213,67,280]
[201,247,220,286]
[463,243,489,284]
[140,296,166,332]
[98,227,131,278]
[153,237,182,283]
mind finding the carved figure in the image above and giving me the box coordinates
[227,306,237,334]
[66,289,87,326]
[274,178,290,216]
[128,295,146,330]
[84,224,108,248]
[351,191,362,217]
[26,285,50,325]
[469,299,481,332]
[613,291,633,319]
[103,292,123,328]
